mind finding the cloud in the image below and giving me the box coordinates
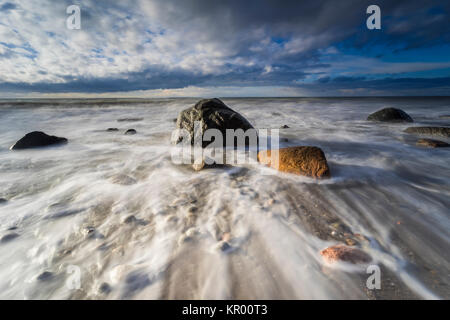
[0,0,449,96]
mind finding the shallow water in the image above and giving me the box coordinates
[0,97,449,299]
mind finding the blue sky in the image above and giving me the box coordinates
[0,0,449,97]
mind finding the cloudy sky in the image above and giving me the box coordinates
[0,0,449,97]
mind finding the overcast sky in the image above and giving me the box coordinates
[0,0,449,97]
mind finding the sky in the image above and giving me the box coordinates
[0,0,449,98]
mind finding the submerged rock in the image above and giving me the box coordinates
[117,118,143,122]
[280,125,290,129]
[124,129,137,135]
[173,98,255,148]
[36,271,53,281]
[0,198,7,204]
[257,146,330,178]
[1,233,19,243]
[404,126,450,138]
[367,108,413,122]
[10,131,68,150]
[416,138,449,148]
[107,128,119,132]
[320,244,371,264]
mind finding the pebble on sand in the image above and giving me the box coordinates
[320,244,371,264]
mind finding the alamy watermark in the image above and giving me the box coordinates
[66,5,81,30]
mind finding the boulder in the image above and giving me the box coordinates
[404,126,450,138]
[257,146,330,178]
[416,138,449,148]
[320,244,371,264]
[173,98,255,148]
[125,129,137,135]
[367,108,413,122]
[10,131,68,150]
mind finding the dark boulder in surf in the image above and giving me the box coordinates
[404,126,450,138]
[416,138,450,148]
[173,98,255,148]
[367,108,413,122]
[10,131,68,150]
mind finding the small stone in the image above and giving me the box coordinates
[222,232,231,242]
[345,238,357,246]
[37,271,53,281]
[124,129,137,135]
[99,282,112,294]
[124,215,137,224]
[1,233,19,243]
[416,138,449,148]
[117,118,143,122]
[280,125,290,129]
[192,161,205,171]
[216,241,232,252]
[0,198,7,204]
[106,128,119,132]
[320,244,371,264]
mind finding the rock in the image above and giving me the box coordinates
[124,129,137,135]
[1,233,19,243]
[123,215,137,224]
[257,146,330,178]
[117,118,143,122]
[439,115,450,119]
[10,131,68,150]
[0,198,7,204]
[37,271,53,281]
[404,127,450,138]
[99,282,112,294]
[367,108,413,122]
[320,244,371,264]
[280,125,290,129]
[173,98,255,148]
[416,138,449,148]
[107,128,119,132]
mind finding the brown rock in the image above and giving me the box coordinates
[320,244,371,264]
[416,138,449,148]
[257,146,330,178]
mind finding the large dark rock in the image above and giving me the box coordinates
[10,131,68,150]
[173,98,255,148]
[416,138,450,148]
[404,127,450,138]
[367,108,413,122]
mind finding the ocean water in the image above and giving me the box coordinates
[0,97,449,299]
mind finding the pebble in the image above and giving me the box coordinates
[123,215,137,224]
[99,282,112,294]
[1,233,19,243]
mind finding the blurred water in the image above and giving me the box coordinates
[0,97,449,299]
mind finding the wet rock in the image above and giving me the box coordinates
[416,138,449,148]
[216,241,232,252]
[117,118,143,122]
[320,244,371,264]
[404,127,450,138]
[124,129,137,135]
[10,131,68,150]
[438,115,450,119]
[257,146,330,178]
[99,282,112,294]
[0,198,7,204]
[1,233,19,243]
[37,271,53,281]
[110,174,137,185]
[123,215,137,224]
[280,125,290,129]
[107,128,119,132]
[173,98,255,148]
[367,108,413,122]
